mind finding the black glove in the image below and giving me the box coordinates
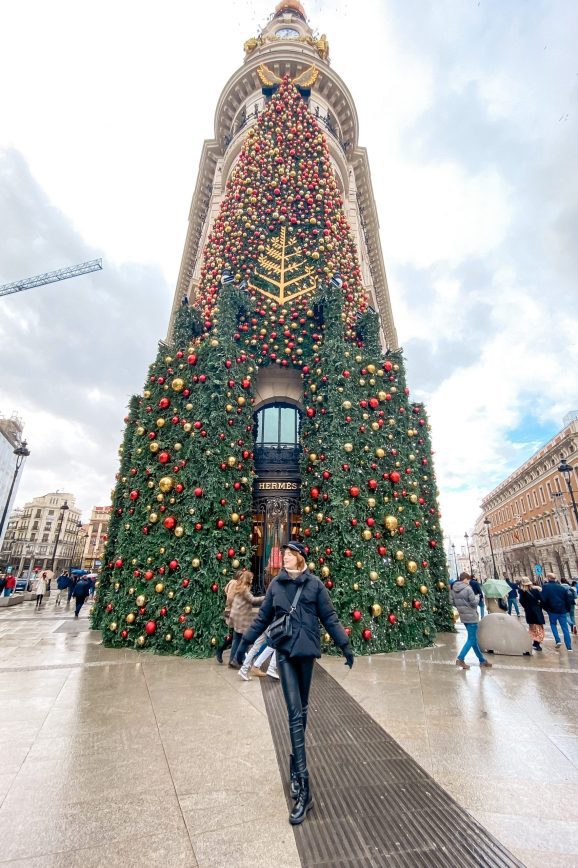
[343,644,354,669]
[235,639,249,664]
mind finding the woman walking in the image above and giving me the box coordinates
[236,542,354,826]
[215,569,244,665]
[228,571,264,667]
[35,572,47,608]
[452,572,492,669]
[518,577,545,650]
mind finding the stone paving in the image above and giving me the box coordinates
[0,598,576,867]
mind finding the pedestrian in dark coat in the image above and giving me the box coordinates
[72,577,91,618]
[236,542,353,827]
[541,573,573,650]
[518,577,545,650]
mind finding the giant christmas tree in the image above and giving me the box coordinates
[93,77,451,655]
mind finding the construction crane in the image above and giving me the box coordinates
[0,258,103,298]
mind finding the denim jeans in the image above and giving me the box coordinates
[548,613,572,650]
[508,598,520,616]
[479,600,485,619]
[458,622,486,663]
[230,630,243,662]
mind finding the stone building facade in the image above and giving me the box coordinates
[1,492,82,576]
[474,418,578,580]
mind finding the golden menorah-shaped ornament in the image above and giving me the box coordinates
[248,227,318,304]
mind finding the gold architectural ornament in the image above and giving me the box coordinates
[248,227,318,304]
[256,64,319,89]
[256,64,283,87]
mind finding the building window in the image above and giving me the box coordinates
[533,491,539,507]
[539,486,545,505]
[555,477,561,492]
[526,494,532,511]
[35,509,41,518]
[256,404,299,447]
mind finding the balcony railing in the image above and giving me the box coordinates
[254,444,301,474]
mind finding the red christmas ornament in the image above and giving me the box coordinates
[121,630,128,639]
[389,471,401,484]
[114,558,123,569]
[352,610,362,622]
[144,570,154,581]
[159,397,170,409]
[388,614,397,625]
[183,628,195,641]
[182,578,190,587]
[194,487,203,497]
[325,580,334,590]
[413,600,422,610]
[163,516,176,530]
[368,479,378,490]
[145,621,157,635]
[169,559,179,571]
[129,490,139,501]
[349,486,360,498]
[159,451,171,464]
[211,583,219,592]
[362,629,372,641]
[106,603,113,613]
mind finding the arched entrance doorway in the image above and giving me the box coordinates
[252,402,302,592]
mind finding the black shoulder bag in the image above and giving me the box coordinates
[265,585,304,649]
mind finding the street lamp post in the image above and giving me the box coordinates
[483,517,499,580]
[50,501,69,573]
[558,456,578,529]
[0,441,31,540]
[464,532,473,574]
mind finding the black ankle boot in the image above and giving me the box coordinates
[215,647,223,664]
[289,775,313,825]
[289,754,299,800]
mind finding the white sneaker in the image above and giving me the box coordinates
[238,670,251,681]
[267,670,279,679]
[555,642,561,649]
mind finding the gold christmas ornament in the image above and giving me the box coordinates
[452,606,460,623]
[409,494,418,503]
[407,560,418,574]
[136,426,145,435]
[135,595,146,607]
[362,529,372,540]
[385,515,398,532]
[137,636,146,646]
[227,456,236,467]
[369,570,379,582]
[321,566,330,578]
[156,418,165,428]
[375,448,385,458]
[210,637,217,646]
[126,613,136,624]
[342,400,352,410]
[165,633,173,642]
[420,584,429,594]
[237,396,246,406]
[155,582,165,593]
[159,476,173,493]
[353,582,360,591]
[395,550,405,561]
[149,442,159,453]
[343,442,353,452]
[174,526,184,537]
[143,390,151,399]
[230,512,240,524]
[395,576,405,587]
[323,632,331,644]
[370,603,382,617]
[171,377,184,392]
[191,558,200,568]
[437,581,446,590]
[114,582,120,590]
[167,590,175,599]
[184,605,191,614]
[108,622,117,631]
[128,587,135,595]
[309,453,318,462]
[232,559,240,569]
[355,561,363,569]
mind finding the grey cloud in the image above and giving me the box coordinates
[0,149,170,513]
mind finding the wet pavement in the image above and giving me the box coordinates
[0,599,576,867]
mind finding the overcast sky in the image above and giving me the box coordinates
[1,0,577,548]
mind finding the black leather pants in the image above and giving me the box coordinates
[277,653,314,777]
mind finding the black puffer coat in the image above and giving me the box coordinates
[242,568,349,658]
[519,587,545,625]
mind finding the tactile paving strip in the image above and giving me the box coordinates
[261,663,524,868]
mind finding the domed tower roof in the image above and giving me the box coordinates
[274,1,307,20]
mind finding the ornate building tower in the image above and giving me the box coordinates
[169,0,398,351]
[94,1,452,657]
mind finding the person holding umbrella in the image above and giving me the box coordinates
[72,575,92,618]
[452,572,492,669]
